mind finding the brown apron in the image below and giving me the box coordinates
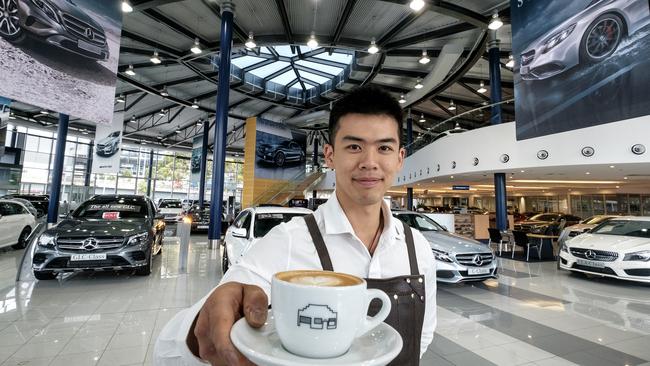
[304,214,425,366]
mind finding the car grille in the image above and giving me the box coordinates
[56,237,125,251]
[521,50,535,66]
[572,263,616,275]
[45,256,131,269]
[624,269,650,277]
[569,247,618,262]
[61,14,106,46]
[455,253,494,267]
[514,224,534,232]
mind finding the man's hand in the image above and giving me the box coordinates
[187,282,268,365]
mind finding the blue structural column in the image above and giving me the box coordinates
[146,149,154,197]
[406,112,414,211]
[208,2,234,243]
[489,33,508,231]
[47,114,69,225]
[84,142,93,187]
[198,119,210,207]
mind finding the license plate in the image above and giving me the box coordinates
[78,39,101,55]
[71,253,107,261]
[576,259,605,268]
[468,268,491,275]
[197,225,209,229]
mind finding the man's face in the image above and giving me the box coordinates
[324,113,405,207]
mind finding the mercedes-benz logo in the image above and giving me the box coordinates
[82,238,98,251]
[472,254,483,266]
[85,28,95,40]
[585,250,596,260]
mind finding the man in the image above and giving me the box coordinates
[155,86,436,365]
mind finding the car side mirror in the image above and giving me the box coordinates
[232,227,247,238]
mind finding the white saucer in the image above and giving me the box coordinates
[230,310,403,366]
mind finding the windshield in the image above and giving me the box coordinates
[254,213,308,238]
[159,201,182,208]
[583,216,613,225]
[529,214,558,222]
[73,199,148,219]
[591,220,650,238]
[395,214,445,232]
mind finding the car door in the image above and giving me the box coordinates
[233,213,253,263]
[226,211,250,261]
[0,203,12,246]
[0,203,20,246]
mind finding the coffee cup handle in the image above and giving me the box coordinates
[357,288,391,337]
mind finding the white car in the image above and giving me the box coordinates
[222,206,312,273]
[0,199,36,249]
[557,214,619,247]
[157,199,183,223]
[559,216,650,283]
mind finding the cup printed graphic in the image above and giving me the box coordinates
[297,304,337,330]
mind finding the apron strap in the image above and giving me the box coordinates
[304,214,334,271]
[402,221,420,276]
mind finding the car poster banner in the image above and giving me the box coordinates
[511,0,650,140]
[0,0,122,125]
[254,118,307,181]
[92,112,123,174]
[190,136,202,189]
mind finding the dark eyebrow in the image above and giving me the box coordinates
[341,136,398,144]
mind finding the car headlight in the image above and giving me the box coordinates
[127,232,149,246]
[37,233,55,247]
[432,249,453,263]
[560,243,568,253]
[543,23,576,53]
[30,0,61,23]
[623,250,650,262]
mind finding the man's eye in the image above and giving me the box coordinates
[346,145,361,151]
[379,145,394,152]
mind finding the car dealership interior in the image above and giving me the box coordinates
[0,0,649,365]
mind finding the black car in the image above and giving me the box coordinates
[256,139,305,167]
[187,203,230,233]
[0,0,110,61]
[514,213,582,235]
[32,195,165,280]
[3,194,49,217]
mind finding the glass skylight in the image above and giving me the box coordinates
[248,61,290,78]
[231,56,266,69]
[298,70,330,84]
[295,60,342,76]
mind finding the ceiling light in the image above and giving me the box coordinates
[81,129,89,135]
[116,94,125,103]
[506,54,514,68]
[130,115,137,123]
[160,86,169,97]
[488,12,503,30]
[520,170,525,173]
[175,129,182,134]
[125,64,136,76]
[453,122,461,130]
[245,32,256,49]
[585,172,590,175]
[511,179,621,184]
[409,0,425,11]
[609,165,615,168]
[121,1,133,13]
[40,110,50,115]
[448,100,456,111]
[190,38,202,54]
[477,81,487,93]
[398,94,406,104]
[419,114,425,123]
[191,99,199,109]
[368,39,379,54]
[419,50,430,64]
[141,141,147,145]
[307,33,318,48]
[624,176,628,180]
[414,77,423,89]
[150,51,161,64]
[616,186,620,189]
[158,109,167,116]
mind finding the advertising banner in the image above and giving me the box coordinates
[511,0,650,140]
[92,112,123,174]
[254,118,307,180]
[0,1,123,125]
[190,136,203,189]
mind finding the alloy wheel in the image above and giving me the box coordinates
[586,17,621,60]
[0,0,20,37]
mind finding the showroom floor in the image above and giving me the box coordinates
[0,235,649,366]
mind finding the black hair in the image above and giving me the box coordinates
[328,85,403,146]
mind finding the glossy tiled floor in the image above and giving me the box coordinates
[1,233,649,365]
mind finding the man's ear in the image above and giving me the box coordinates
[323,143,335,169]
[397,147,406,169]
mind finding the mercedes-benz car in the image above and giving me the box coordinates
[186,203,231,233]
[157,199,183,223]
[558,217,650,283]
[95,131,121,157]
[32,195,165,280]
[520,0,650,80]
[0,199,35,249]
[557,214,619,246]
[514,213,582,235]
[0,0,110,61]
[256,139,305,167]
[393,211,497,283]
[2,194,49,217]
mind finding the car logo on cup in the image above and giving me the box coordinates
[297,304,337,330]
[472,254,483,266]
[585,250,597,260]
[82,238,98,251]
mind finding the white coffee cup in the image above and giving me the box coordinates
[271,270,391,359]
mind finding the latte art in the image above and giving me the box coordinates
[288,275,345,286]
[276,270,362,287]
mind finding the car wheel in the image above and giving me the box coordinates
[274,152,286,167]
[222,245,229,274]
[135,250,152,276]
[580,13,624,63]
[34,271,57,280]
[11,227,31,250]
[0,0,25,43]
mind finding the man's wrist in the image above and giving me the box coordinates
[186,311,201,358]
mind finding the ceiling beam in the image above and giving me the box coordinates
[142,9,212,47]
[377,10,424,46]
[385,22,475,50]
[121,72,218,96]
[457,81,490,101]
[293,63,337,78]
[461,76,513,89]
[256,105,275,117]
[431,99,455,117]
[131,0,184,11]
[121,30,182,58]
[200,0,248,43]
[330,0,358,51]
[274,0,295,47]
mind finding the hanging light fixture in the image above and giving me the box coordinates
[414,77,423,89]
[191,99,199,109]
[121,0,133,13]
[307,33,318,48]
[367,39,379,54]
[409,0,425,11]
[116,94,126,103]
[175,129,182,134]
[419,114,425,122]
[477,81,487,93]
[190,38,202,54]
[454,122,461,130]
[419,50,430,64]
[125,64,136,76]
[506,54,515,68]
[160,86,169,97]
[150,50,161,64]
[130,115,137,123]
[488,12,503,30]
[398,94,406,104]
[245,32,256,49]
[158,109,167,116]
[448,100,456,111]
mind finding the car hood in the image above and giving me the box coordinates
[519,220,553,226]
[50,218,148,237]
[97,135,117,145]
[420,230,490,254]
[565,223,596,232]
[567,233,650,252]
[52,0,104,32]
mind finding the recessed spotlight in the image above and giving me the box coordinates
[450,175,454,179]
[616,186,620,189]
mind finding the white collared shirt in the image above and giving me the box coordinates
[154,194,437,365]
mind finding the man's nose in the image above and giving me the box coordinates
[358,149,379,170]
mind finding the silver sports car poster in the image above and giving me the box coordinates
[254,118,307,181]
[511,0,650,140]
[92,112,123,174]
[0,0,122,125]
